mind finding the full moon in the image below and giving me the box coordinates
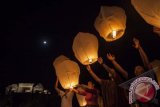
[43,41,47,44]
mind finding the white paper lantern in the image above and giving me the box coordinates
[76,87,87,107]
[94,6,126,42]
[72,32,99,65]
[53,55,80,89]
[131,0,160,28]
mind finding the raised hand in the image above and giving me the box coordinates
[76,84,82,87]
[107,53,115,61]
[69,86,73,92]
[55,78,59,88]
[56,78,59,83]
[86,65,92,71]
[133,38,140,49]
[97,57,103,64]
[153,26,160,35]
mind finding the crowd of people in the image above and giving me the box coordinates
[54,38,159,107]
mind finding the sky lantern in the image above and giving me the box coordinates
[131,0,160,28]
[76,87,87,107]
[94,6,126,42]
[72,32,99,65]
[53,55,80,89]
[150,59,160,84]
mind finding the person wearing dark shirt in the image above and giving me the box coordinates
[86,54,129,107]
[130,38,156,107]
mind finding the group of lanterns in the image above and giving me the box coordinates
[53,6,126,106]
[54,6,126,87]
[53,1,160,106]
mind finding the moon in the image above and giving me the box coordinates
[43,41,47,44]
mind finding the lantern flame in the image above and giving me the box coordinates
[70,85,73,89]
[112,30,117,39]
[89,58,93,63]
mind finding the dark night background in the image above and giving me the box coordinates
[0,0,160,106]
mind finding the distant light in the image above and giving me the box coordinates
[43,41,47,44]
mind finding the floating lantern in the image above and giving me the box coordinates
[72,32,99,65]
[94,6,126,42]
[131,0,160,28]
[76,87,87,107]
[53,55,80,89]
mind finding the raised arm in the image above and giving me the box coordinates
[71,88,87,96]
[107,53,128,79]
[86,65,102,84]
[71,88,79,94]
[54,78,61,92]
[78,84,98,94]
[54,78,66,97]
[78,84,89,89]
[153,26,160,36]
[97,57,116,78]
[133,38,152,69]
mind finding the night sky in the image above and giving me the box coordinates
[1,0,160,92]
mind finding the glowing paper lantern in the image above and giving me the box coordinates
[53,55,80,89]
[76,87,87,107]
[94,6,126,42]
[131,0,160,28]
[150,59,160,83]
[72,32,98,65]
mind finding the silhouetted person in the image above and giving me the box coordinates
[86,54,129,107]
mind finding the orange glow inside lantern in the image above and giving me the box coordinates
[76,87,87,107]
[112,30,117,39]
[88,58,93,63]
